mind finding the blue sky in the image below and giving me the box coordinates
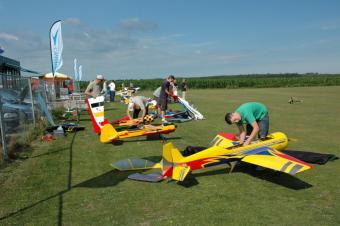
[1,0,340,80]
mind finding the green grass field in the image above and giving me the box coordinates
[1,86,340,226]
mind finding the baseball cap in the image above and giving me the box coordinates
[96,74,104,80]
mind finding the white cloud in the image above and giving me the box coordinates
[1,24,253,79]
[307,20,340,31]
[321,21,340,30]
[8,17,336,79]
[119,17,158,32]
[65,17,81,25]
[0,32,19,41]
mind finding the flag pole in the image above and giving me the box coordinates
[49,20,63,102]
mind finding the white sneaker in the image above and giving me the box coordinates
[161,118,167,123]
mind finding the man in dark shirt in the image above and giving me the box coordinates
[159,75,175,122]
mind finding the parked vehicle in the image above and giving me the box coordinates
[0,89,34,132]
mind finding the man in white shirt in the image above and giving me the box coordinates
[127,96,149,120]
[101,80,109,102]
[108,80,116,102]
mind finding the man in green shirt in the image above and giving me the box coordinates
[225,102,269,146]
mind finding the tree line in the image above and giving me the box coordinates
[79,73,340,91]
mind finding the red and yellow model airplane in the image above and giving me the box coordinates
[111,132,312,182]
[86,96,176,143]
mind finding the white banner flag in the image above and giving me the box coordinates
[50,20,63,76]
[74,58,78,81]
[78,65,82,81]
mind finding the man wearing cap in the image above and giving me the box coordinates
[225,102,269,146]
[127,96,149,120]
[85,75,104,98]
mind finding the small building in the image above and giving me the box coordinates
[0,55,21,90]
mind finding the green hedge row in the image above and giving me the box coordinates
[79,73,340,91]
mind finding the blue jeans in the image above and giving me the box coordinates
[246,114,269,138]
[109,91,115,102]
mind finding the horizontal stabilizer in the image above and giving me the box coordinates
[172,165,191,181]
[128,172,164,182]
[111,159,160,171]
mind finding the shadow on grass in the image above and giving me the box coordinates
[111,136,182,146]
[74,170,131,188]
[234,164,313,190]
[30,147,68,158]
[177,175,200,188]
[0,126,134,223]
[0,169,129,222]
[185,164,312,190]
[0,132,77,224]
[0,190,66,222]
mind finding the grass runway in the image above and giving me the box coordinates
[1,86,340,225]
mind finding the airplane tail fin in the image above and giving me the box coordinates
[100,124,119,143]
[161,143,190,181]
[162,142,183,163]
[86,96,106,134]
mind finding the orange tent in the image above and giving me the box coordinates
[40,72,73,81]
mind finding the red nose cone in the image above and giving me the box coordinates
[218,132,237,141]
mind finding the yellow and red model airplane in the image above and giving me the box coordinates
[86,96,176,143]
[111,132,312,182]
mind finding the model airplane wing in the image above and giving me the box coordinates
[111,158,161,171]
[128,172,164,182]
[241,147,312,174]
[177,97,204,120]
[112,159,164,182]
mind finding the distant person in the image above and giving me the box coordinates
[169,79,178,103]
[153,86,162,116]
[153,86,161,102]
[180,79,187,100]
[172,79,178,96]
[108,80,116,102]
[85,74,104,98]
[225,102,269,146]
[101,80,109,102]
[159,75,175,122]
[127,96,149,120]
[68,81,74,94]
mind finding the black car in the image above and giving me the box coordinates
[0,89,34,132]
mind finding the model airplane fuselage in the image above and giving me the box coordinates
[112,132,312,182]
[86,96,176,143]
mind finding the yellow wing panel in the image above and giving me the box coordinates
[241,149,312,175]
